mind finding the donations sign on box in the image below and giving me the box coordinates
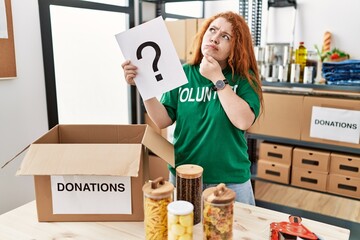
[51,176,132,214]
[310,106,360,144]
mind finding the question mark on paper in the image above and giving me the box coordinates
[136,41,163,81]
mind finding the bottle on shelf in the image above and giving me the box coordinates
[295,42,307,83]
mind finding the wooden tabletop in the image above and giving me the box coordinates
[0,201,350,240]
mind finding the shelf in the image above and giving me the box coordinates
[261,81,360,93]
[246,133,360,155]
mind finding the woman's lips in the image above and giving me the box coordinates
[205,44,218,51]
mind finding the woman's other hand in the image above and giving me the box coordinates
[121,60,137,85]
[199,55,224,83]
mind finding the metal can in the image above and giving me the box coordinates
[290,63,300,83]
[303,66,314,84]
[278,65,289,82]
[271,64,279,82]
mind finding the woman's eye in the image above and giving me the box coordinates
[209,27,216,33]
[223,35,230,40]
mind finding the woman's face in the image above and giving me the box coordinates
[201,17,233,68]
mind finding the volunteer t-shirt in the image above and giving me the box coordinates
[160,64,260,184]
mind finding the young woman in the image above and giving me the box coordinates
[122,11,263,205]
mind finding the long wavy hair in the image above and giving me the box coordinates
[188,11,263,106]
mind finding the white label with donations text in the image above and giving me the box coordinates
[51,175,132,214]
[310,106,360,144]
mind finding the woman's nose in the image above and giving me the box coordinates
[210,37,219,44]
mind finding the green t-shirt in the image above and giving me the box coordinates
[160,64,260,184]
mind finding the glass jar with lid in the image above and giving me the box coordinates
[202,183,236,240]
[142,177,174,240]
[176,164,203,225]
[167,200,194,240]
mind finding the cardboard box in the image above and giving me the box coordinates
[291,167,328,192]
[149,154,170,181]
[301,96,360,149]
[327,174,360,199]
[185,19,198,62]
[16,124,174,222]
[248,93,304,140]
[165,20,186,61]
[330,153,360,178]
[257,160,291,184]
[259,142,293,165]
[292,148,330,172]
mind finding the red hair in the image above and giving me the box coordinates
[189,11,263,106]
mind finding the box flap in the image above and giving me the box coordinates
[16,144,142,176]
[142,125,175,167]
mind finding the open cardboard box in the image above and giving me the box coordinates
[16,124,174,222]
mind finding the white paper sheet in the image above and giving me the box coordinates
[310,106,360,144]
[51,175,132,214]
[0,0,8,39]
[115,16,188,100]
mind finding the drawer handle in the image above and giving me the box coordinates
[268,152,283,159]
[339,164,359,173]
[300,177,317,184]
[338,184,357,192]
[302,159,319,166]
[265,170,280,176]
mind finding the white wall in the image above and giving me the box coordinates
[0,0,359,215]
[264,0,360,58]
[0,0,48,214]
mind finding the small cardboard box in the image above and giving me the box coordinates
[330,153,360,178]
[291,167,328,192]
[259,142,293,165]
[292,148,330,173]
[165,20,186,61]
[248,93,304,140]
[327,174,360,199]
[149,154,170,181]
[257,160,291,184]
[301,96,360,149]
[16,124,174,222]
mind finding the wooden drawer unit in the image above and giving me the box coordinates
[330,153,360,178]
[293,148,330,172]
[259,142,293,165]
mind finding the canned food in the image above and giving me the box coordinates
[303,66,314,84]
[278,65,289,82]
[290,63,300,83]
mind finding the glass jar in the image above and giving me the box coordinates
[142,177,174,240]
[202,183,236,240]
[176,164,203,225]
[167,200,194,240]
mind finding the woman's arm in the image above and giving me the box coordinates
[121,60,172,129]
[143,98,173,129]
[200,55,255,130]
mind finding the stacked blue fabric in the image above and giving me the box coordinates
[322,59,360,86]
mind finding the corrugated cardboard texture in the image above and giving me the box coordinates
[301,96,360,149]
[292,147,330,173]
[327,173,360,199]
[291,166,328,192]
[330,153,360,178]
[259,142,293,165]
[165,20,186,61]
[257,160,290,184]
[149,154,169,181]
[248,93,303,140]
[17,124,174,222]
